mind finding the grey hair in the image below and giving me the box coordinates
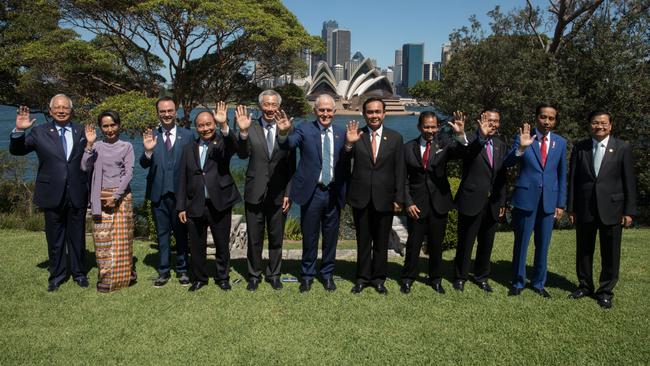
[258,89,282,106]
[49,94,73,109]
[314,94,335,109]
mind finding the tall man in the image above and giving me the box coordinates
[453,110,507,293]
[346,97,406,295]
[400,111,467,294]
[504,103,567,298]
[277,94,350,293]
[177,104,241,292]
[140,97,193,287]
[567,111,636,309]
[235,90,296,291]
[10,95,89,291]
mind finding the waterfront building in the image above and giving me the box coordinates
[402,43,424,88]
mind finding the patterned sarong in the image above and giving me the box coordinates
[92,189,136,292]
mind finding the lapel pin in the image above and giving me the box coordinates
[609,148,613,152]
[383,136,387,140]
[50,128,54,132]
[551,141,556,148]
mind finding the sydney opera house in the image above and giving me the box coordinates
[306,58,397,111]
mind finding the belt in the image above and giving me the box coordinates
[316,182,332,191]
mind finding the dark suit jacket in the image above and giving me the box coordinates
[139,125,194,202]
[176,132,241,216]
[279,120,350,208]
[455,133,507,219]
[237,118,296,205]
[347,126,405,212]
[567,137,637,225]
[10,121,88,209]
[404,137,457,217]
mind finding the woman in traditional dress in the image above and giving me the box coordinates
[82,110,136,292]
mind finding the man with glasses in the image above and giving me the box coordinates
[567,111,636,309]
[10,94,90,291]
[140,96,194,287]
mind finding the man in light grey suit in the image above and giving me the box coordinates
[235,90,296,291]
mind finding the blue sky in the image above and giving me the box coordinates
[282,0,548,68]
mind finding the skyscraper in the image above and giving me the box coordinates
[332,29,351,72]
[423,62,434,81]
[348,51,365,77]
[402,43,424,88]
[321,20,338,66]
[393,50,403,86]
[441,43,452,67]
[333,64,345,81]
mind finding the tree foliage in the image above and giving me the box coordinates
[89,91,158,134]
[274,83,310,118]
[408,80,442,105]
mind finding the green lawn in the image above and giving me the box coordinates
[1,228,648,365]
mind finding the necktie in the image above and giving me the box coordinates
[422,141,430,168]
[165,131,172,151]
[540,135,548,168]
[200,143,209,198]
[486,139,493,168]
[59,127,68,160]
[371,131,378,163]
[321,128,332,185]
[266,124,274,156]
[594,142,605,177]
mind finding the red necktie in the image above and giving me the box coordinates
[371,131,378,163]
[422,141,430,168]
[540,136,547,168]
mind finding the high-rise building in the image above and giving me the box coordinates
[348,51,365,77]
[310,53,325,77]
[321,20,339,66]
[382,68,394,84]
[432,62,441,81]
[332,29,351,71]
[393,49,403,86]
[299,49,312,78]
[402,43,424,88]
[441,43,452,67]
[423,62,434,81]
[333,64,345,81]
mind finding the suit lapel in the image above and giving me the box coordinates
[585,140,596,178]
[312,121,323,164]
[413,140,423,167]
[333,125,343,164]
[48,123,67,162]
[253,119,270,160]
[531,129,544,169]
[597,138,616,180]
[360,126,373,164]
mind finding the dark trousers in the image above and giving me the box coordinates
[186,201,232,283]
[43,194,86,285]
[352,202,393,285]
[152,193,189,276]
[576,217,622,299]
[454,205,498,282]
[300,186,340,281]
[401,207,448,284]
[245,196,286,281]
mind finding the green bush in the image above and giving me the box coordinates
[284,216,302,240]
[443,177,461,251]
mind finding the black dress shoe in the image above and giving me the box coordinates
[323,278,337,292]
[532,287,551,298]
[47,282,61,292]
[75,277,89,288]
[374,283,388,295]
[477,281,493,293]
[246,278,260,291]
[597,297,613,309]
[452,280,465,292]
[299,279,313,293]
[508,286,522,296]
[568,288,591,299]
[351,283,366,294]
[429,281,445,294]
[188,281,207,292]
[153,273,171,288]
[399,281,412,294]
[217,281,232,291]
[268,277,283,290]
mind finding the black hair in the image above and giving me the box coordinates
[587,110,612,122]
[362,97,386,113]
[156,96,175,110]
[535,102,559,125]
[418,111,438,126]
[97,110,121,126]
[481,108,501,118]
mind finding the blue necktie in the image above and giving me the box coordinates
[266,124,274,156]
[594,142,605,177]
[321,128,332,185]
[59,127,68,160]
[200,143,209,198]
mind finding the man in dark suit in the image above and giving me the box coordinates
[452,110,507,293]
[235,90,296,291]
[567,110,636,309]
[140,97,193,287]
[504,103,567,298]
[277,94,350,293]
[345,97,406,295]
[399,111,467,294]
[176,104,241,292]
[10,94,89,291]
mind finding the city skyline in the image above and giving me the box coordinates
[282,0,549,69]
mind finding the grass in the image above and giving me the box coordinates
[0,228,648,365]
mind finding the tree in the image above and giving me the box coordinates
[274,83,310,118]
[408,80,442,105]
[61,0,322,124]
[89,91,158,133]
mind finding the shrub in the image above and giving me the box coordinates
[443,177,461,251]
[284,216,302,240]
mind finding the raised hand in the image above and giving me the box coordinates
[84,124,97,147]
[477,112,491,137]
[448,111,466,135]
[518,122,536,150]
[213,101,228,129]
[142,128,158,152]
[274,110,293,135]
[346,120,363,144]
[16,105,36,130]
[235,105,252,133]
